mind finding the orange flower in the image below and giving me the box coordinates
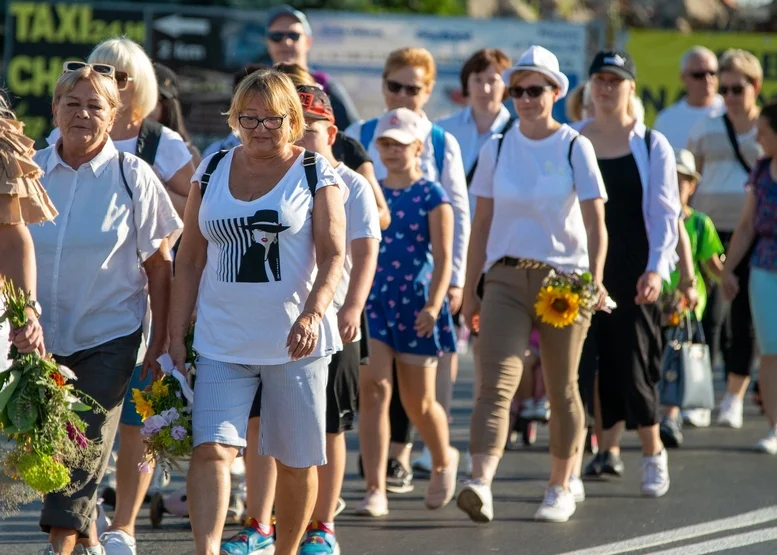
[51,372,65,388]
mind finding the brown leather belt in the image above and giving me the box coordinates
[496,256,552,271]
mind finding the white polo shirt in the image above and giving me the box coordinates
[31,139,182,356]
[470,124,607,274]
[653,96,724,150]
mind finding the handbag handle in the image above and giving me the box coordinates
[682,310,707,345]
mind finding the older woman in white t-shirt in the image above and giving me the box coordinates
[168,69,346,555]
[32,64,181,555]
[458,46,608,524]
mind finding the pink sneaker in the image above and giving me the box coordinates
[355,489,388,517]
[425,448,459,509]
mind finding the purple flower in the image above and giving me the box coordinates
[171,426,186,441]
[160,408,179,425]
[66,422,88,449]
[138,461,152,473]
[141,415,167,437]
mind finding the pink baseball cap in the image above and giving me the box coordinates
[374,108,424,145]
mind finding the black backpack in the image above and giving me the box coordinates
[135,118,163,167]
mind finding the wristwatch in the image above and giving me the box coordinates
[679,277,698,290]
[25,300,42,318]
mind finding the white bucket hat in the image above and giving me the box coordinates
[502,45,570,100]
[675,148,701,181]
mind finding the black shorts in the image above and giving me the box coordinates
[249,340,361,434]
[359,309,370,365]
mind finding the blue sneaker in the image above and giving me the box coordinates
[220,519,275,555]
[298,522,339,555]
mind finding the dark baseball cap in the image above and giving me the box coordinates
[297,85,334,124]
[589,51,636,80]
[154,63,179,99]
[266,4,312,36]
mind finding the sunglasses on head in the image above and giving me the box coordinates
[268,31,302,43]
[62,61,135,91]
[508,85,555,99]
[719,84,746,96]
[689,70,717,80]
[385,80,423,96]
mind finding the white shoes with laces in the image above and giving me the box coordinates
[569,475,585,503]
[717,394,744,429]
[457,479,494,523]
[756,428,777,455]
[100,530,136,555]
[534,485,576,523]
[641,449,670,498]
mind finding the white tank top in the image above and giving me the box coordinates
[193,148,344,365]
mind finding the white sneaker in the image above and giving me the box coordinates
[569,475,585,503]
[641,450,670,498]
[520,399,536,420]
[456,479,493,523]
[534,485,576,523]
[717,395,744,429]
[96,501,111,537]
[73,545,106,555]
[411,446,432,474]
[230,456,246,478]
[682,408,711,428]
[534,397,551,422]
[355,490,388,517]
[756,428,777,455]
[334,496,347,517]
[100,530,136,555]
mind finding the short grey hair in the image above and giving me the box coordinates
[681,46,718,73]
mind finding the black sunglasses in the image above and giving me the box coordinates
[689,70,717,80]
[238,115,286,130]
[268,31,302,43]
[508,85,555,99]
[719,85,746,96]
[385,80,423,97]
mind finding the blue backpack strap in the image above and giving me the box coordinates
[360,118,379,150]
[430,124,445,176]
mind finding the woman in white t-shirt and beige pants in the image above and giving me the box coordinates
[458,46,609,524]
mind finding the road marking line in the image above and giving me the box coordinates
[557,506,777,555]
[647,526,777,555]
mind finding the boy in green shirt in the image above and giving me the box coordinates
[660,148,724,448]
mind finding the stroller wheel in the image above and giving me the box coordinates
[522,420,537,446]
[149,492,166,529]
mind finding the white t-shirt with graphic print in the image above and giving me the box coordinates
[193,148,345,365]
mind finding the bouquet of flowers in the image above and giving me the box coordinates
[133,324,195,475]
[660,290,688,328]
[534,270,613,329]
[0,278,102,508]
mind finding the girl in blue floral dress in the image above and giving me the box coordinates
[357,108,459,517]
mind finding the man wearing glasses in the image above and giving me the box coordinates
[654,46,725,149]
[265,4,361,129]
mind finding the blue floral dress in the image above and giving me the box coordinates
[366,178,457,356]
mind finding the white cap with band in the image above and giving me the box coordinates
[375,108,425,145]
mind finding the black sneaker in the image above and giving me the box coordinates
[386,458,414,493]
[583,452,604,477]
[660,415,684,449]
[601,450,625,477]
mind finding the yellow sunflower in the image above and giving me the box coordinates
[132,388,155,422]
[535,286,580,329]
[151,380,169,398]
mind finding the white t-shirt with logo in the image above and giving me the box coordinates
[333,164,382,341]
[470,124,607,274]
[193,149,344,365]
[653,97,725,150]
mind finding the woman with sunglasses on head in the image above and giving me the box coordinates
[574,51,680,498]
[32,64,181,555]
[688,49,763,430]
[458,45,608,524]
[346,47,470,492]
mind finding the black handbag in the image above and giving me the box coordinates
[659,313,715,410]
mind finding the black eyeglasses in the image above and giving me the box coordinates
[62,61,115,78]
[238,115,286,130]
[689,70,717,80]
[508,85,555,99]
[719,85,746,96]
[268,31,302,43]
[385,80,423,97]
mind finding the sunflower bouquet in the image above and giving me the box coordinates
[133,324,195,475]
[534,270,610,329]
[659,290,688,327]
[0,277,102,508]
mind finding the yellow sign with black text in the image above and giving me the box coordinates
[627,29,777,126]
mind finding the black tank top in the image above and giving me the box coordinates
[598,153,649,297]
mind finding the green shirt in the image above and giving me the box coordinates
[667,209,724,320]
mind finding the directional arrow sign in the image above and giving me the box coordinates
[154,14,211,38]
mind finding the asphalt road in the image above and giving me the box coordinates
[2,353,777,555]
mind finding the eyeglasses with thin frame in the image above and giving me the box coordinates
[385,80,423,97]
[62,61,115,78]
[268,31,302,43]
[508,85,555,99]
[238,115,286,130]
[689,70,717,80]
[719,84,747,96]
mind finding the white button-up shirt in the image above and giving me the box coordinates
[345,114,470,287]
[31,139,182,356]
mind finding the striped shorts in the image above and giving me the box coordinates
[192,355,330,468]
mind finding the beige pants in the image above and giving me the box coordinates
[470,264,590,459]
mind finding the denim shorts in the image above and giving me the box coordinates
[750,266,777,355]
[192,355,330,468]
[120,364,151,426]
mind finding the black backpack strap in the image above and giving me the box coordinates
[644,127,652,159]
[118,151,132,201]
[303,150,318,197]
[466,115,516,187]
[135,119,164,166]
[200,150,229,198]
[722,114,752,174]
[567,134,579,170]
